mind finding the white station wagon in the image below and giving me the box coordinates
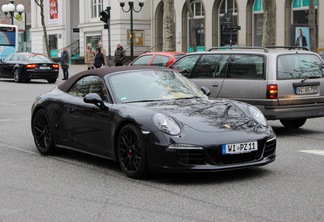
[169,46,324,128]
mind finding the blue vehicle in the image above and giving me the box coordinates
[0,24,18,60]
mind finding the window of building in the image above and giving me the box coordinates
[86,34,101,50]
[219,0,238,46]
[292,0,318,24]
[49,34,58,57]
[91,0,103,18]
[253,0,263,46]
[188,0,205,52]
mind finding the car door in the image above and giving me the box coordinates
[0,54,15,77]
[62,75,114,156]
[189,54,228,98]
[218,54,267,105]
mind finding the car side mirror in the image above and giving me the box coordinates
[179,68,191,76]
[200,86,211,96]
[83,93,108,111]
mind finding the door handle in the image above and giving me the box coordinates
[212,84,219,87]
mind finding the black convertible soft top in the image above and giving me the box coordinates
[58,66,168,93]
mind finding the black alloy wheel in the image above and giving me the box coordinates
[13,68,22,83]
[32,109,56,155]
[117,124,148,179]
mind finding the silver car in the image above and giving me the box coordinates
[169,46,324,128]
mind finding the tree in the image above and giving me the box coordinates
[309,0,316,52]
[34,0,50,57]
[163,0,175,51]
[262,0,276,46]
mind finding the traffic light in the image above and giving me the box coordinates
[100,7,110,24]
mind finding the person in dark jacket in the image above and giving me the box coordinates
[60,47,69,80]
[94,48,105,68]
[114,42,126,66]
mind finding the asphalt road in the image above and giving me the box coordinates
[0,66,323,222]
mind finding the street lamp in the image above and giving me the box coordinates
[1,0,25,25]
[118,0,145,61]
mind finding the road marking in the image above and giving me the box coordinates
[0,142,39,155]
[299,150,324,156]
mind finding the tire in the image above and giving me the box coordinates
[280,118,307,129]
[32,109,57,155]
[116,124,148,179]
[47,78,57,83]
[13,68,22,83]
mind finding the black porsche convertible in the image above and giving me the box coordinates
[31,66,276,178]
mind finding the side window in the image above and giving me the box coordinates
[132,55,153,66]
[192,54,221,78]
[68,75,109,101]
[151,55,169,67]
[169,55,201,77]
[226,55,264,79]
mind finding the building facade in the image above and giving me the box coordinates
[30,0,324,63]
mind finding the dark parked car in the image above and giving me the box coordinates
[0,52,59,83]
[129,51,185,67]
[31,66,276,179]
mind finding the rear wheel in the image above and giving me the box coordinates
[32,109,56,155]
[116,124,148,179]
[47,78,57,83]
[280,118,307,129]
[13,68,22,83]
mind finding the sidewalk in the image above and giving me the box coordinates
[57,64,88,82]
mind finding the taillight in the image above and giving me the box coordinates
[267,84,278,99]
[26,64,37,69]
[52,64,59,69]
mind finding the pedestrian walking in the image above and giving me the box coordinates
[85,43,95,70]
[114,42,126,66]
[98,41,107,67]
[60,47,69,80]
[94,48,105,68]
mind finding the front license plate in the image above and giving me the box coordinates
[222,141,258,155]
[295,86,318,95]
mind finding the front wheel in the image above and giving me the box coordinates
[280,118,307,129]
[116,124,148,179]
[13,68,22,83]
[32,109,56,155]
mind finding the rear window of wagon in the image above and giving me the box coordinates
[277,54,324,80]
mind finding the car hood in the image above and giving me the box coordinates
[132,98,264,133]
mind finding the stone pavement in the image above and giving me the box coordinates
[57,64,92,82]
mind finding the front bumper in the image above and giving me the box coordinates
[146,135,276,173]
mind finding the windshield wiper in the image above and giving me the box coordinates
[301,76,321,82]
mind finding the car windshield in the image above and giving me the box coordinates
[25,54,53,63]
[277,54,324,79]
[108,69,205,103]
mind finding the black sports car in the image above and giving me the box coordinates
[0,52,59,83]
[31,66,276,178]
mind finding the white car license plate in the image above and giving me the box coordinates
[222,141,258,155]
[295,86,318,95]
[39,66,51,70]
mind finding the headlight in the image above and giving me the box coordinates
[248,106,268,126]
[153,113,181,135]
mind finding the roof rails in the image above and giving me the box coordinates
[265,46,310,51]
[207,46,310,53]
[208,46,269,53]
